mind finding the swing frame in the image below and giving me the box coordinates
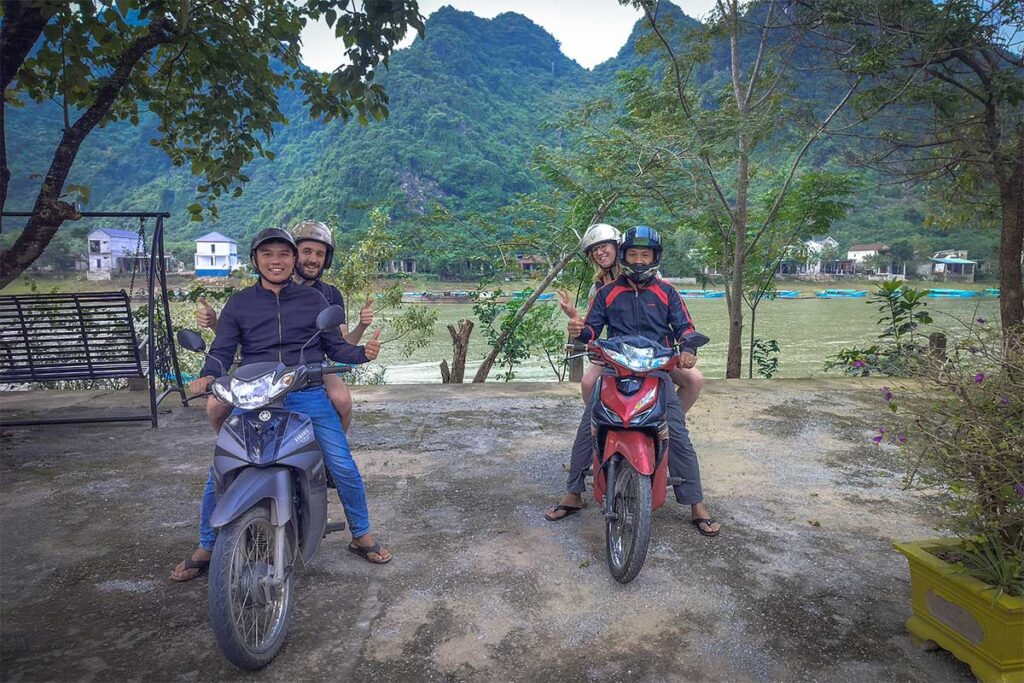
[0,211,187,427]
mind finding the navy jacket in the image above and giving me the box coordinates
[310,280,346,325]
[200,280,366,378]
[576,276,699,354]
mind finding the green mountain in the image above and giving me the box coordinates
[3,3,1000,275]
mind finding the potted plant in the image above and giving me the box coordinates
[879,320,1023,682]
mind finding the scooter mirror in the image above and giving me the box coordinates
[176,329,206,352]
[681,332,711,349]
[316,305,345,332]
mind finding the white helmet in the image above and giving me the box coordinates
[579,223,621,257]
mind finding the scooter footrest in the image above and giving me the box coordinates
[582,467,593,477]
[324,521,346,535]
[667,476,685,486]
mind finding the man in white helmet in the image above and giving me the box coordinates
[196,220,372,433]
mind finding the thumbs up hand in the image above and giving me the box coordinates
[196,296,217,330]
[364,328,382,361]
[359,297,374,327]
[556,289,579,320]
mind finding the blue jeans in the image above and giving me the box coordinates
[198,386,371,549]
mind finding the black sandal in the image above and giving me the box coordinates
[544,504,583,522]
[347,541,392,564]
[170,557,210,582]
[691,517,720,537]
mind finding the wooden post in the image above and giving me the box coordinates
[929,332,947,361]
[441,319,473,383]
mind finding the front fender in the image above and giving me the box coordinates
[603,430,657,476]
[210,466,292,529]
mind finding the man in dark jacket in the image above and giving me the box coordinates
[171,229,389,581]
[545,225,720,537]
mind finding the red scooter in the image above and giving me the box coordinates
[570,332,710,583]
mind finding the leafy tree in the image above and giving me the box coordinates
[810,0,1024,329]
[0,0,424,287]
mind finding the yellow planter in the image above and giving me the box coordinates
[894,539,1024,683]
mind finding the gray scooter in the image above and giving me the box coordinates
[177,305,348,670]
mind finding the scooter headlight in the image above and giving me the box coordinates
[220,370,296,409]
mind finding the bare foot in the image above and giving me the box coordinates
[170,547,212,582]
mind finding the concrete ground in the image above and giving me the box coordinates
[0,380,973,682]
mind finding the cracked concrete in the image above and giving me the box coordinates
[0,380,973,681]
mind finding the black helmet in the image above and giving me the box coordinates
[618,225,662,284]
[249,228,298,262]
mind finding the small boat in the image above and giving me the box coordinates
[510,290,555,302]
[678,290,726,299]
[816,289,867,298]
[927,288,978,298]
[774,290,802,299]
[983,288,1000,297]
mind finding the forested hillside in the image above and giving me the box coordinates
[3,3,1000,276]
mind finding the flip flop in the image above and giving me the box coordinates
[170,557,210,582]
[691,517,721,537]
[347,541,392,564]
[544,504,583,522]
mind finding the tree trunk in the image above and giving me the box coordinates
[0,18,173,287]
[441,319,473,383]
[998,163,1024,330]
[472,250,576,383]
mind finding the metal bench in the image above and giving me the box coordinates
[0,290,166,427]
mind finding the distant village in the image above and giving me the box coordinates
[36,228,979,283]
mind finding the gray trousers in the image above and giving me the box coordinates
[566,374,704,505]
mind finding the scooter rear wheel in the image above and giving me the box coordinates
[208,506,293,670]
[606,461,652,584]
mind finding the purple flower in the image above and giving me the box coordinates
[1001,396,1011,406]
[882,387,893,402]
[852,360,865,368]
[974,373,985,383]
[976,317,987,324]
[897,433,907,444]
[968,346,980,354]
[1016,483,1024,498]
[871,435,883,444]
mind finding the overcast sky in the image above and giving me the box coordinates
[300,1,719,72]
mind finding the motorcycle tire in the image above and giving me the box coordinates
[208,505,294,670]
[605,460,652,584]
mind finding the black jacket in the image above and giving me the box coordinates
[200,280,366,378]
[576,276,699,354]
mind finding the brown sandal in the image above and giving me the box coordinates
[347,541,392,564]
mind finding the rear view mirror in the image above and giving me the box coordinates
[682,332,711,349]
[176,329,206,352]
[316,305,345,332]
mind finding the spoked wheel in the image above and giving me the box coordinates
[605,460,652,584]
[208,506,293,670]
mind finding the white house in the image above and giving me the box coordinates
[803,236,840,273]
[194,232,239,277]
[777,236,839,275]
[847,242,890,264]
[87,228,140,280]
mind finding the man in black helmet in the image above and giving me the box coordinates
[197,220,372,432]
[546,225,720,537]
[172,229,390,581]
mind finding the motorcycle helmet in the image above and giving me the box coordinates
[618,225,662,284]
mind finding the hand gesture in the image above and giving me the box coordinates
[679,352,697,369]
[364,328,382,361]
[556,289,579,320]
[188,375,215,396]
[567,317,585,339]
[359,297,374,327]
[196,297,217,330]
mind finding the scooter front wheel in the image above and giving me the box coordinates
[208,506,293,670]
[606,461,652,584]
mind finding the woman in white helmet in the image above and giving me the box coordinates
[557,223,705,412]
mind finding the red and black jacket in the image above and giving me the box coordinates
[575,276,699,355]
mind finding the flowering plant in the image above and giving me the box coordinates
[879,325,1023,597]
